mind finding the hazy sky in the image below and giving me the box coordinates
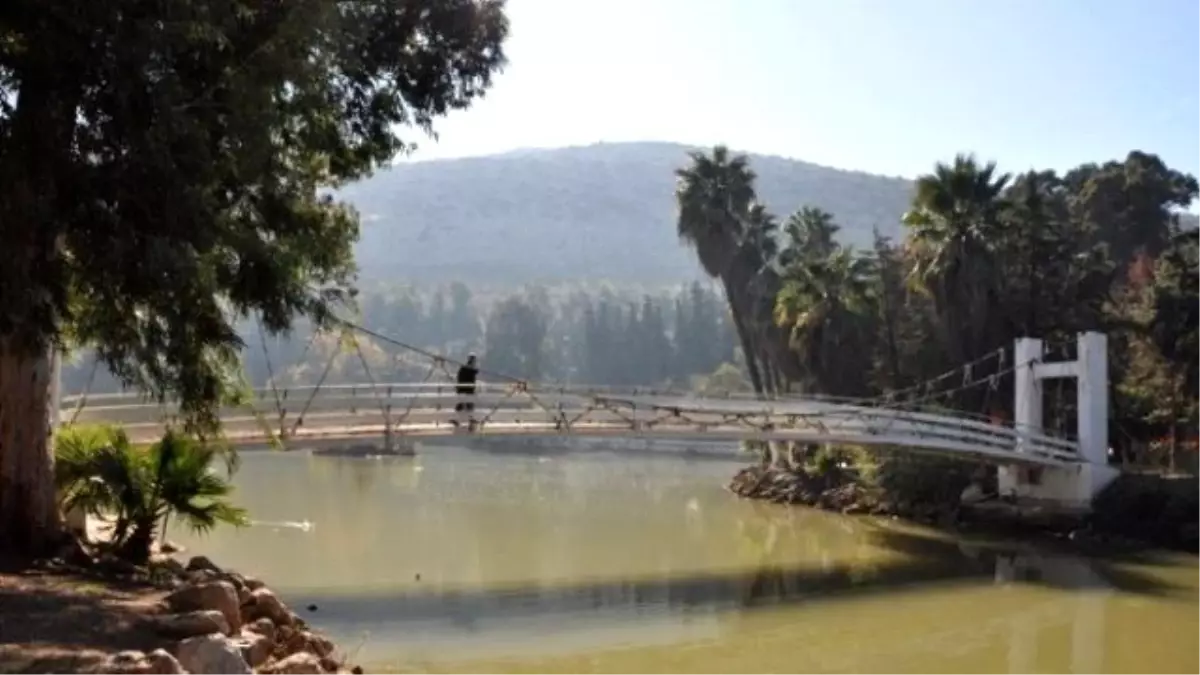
[405,0,1199,180]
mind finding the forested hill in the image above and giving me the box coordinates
[340,142,915,283]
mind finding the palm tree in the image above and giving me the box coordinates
[675,146,767,394]
[55,425,248,563]
[674,146,757,276]
[903,153,1011,367]
[774,247,874,395]
[736,203,789,394]
[779,206,840,268]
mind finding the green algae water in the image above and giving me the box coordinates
[173,443,1199,674]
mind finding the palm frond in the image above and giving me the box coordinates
[54,424,249,559]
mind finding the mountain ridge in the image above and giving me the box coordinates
[342,141,916,283]
[341,141,1197,284]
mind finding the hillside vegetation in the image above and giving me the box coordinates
[342,142,915,282]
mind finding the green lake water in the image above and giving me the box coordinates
[174,442,1199,673]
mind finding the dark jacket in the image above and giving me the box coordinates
[455,363,479,395]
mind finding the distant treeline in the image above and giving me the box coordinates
[60,281,746,396]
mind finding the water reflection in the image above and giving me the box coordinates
[174,446,1199,674]
[291,529,1131,633]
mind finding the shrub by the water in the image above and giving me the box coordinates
[55,424,249,563]
[1089,472,1199,551]
[730,443,983,521]
[867,449,978,513]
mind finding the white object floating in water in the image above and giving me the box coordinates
[250,519,315,532]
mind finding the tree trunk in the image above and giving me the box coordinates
[719,279,765,395]
[0,68,75,557]
[0,340,63,557]
[732,311,765,395]
[119,517,156,565]
[759,351,777,396]
[1169,388,1180,474]
[767,441,792,471]
[879,288,903,391]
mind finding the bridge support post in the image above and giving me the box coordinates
[383,404,394,452]
[999,338,1043,497]
[1000,332,1118,510]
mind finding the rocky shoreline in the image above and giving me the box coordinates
[727,464,959,525]
[727,463,1200,553]
[728,465,870,510]
[46,547,362,675]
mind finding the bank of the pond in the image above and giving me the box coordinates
[0,546,364,675]
[728,464,1200,554]
[727,463,958,524]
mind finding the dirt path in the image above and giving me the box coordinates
[0,558,172,674]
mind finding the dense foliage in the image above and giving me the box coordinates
[673,147,1198,468]
[1,0,509,555]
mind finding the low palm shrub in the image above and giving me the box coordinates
[55,424,248,563]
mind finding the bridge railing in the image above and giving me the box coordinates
[585,396,1080,464]
[60,380,1027,427]
[60,380,865,407]
[62,382,1080,466]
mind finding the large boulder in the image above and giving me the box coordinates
[102,650,154,674]
[220,574,255,607]
[303,632,335,658]
[146,649,187,675]
[245,587,292,626]
[153,609,231,638]
[244,617,277,643]
[150,556,188,581]
[186,555,222,573]
[175,634,252,674]
[231,629,273,668]
[260,652,323,674]
[187,568,221,584]
[165,581,241,633]
[107,649,188,675]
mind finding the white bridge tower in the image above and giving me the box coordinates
[998,331,1119,509]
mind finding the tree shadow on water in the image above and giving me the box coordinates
[297,526,1187,626]
[861,524,1191,599]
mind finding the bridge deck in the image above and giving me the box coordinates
[68,387,1081,467]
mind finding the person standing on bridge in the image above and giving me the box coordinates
[454,354,480,431]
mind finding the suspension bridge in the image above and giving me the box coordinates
[56,321,1119,509]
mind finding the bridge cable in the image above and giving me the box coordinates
[892,348,1013,418]
[864,347,1008,407]
[65,356,101,426]
[390,359,454,431]
[255,315,286,428]
[320,316,1067,444]
[896,363,1009,411]
[345,331,391,422]
[328,315,573,428]
[287,329,345,437]
[329,316,524,384]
